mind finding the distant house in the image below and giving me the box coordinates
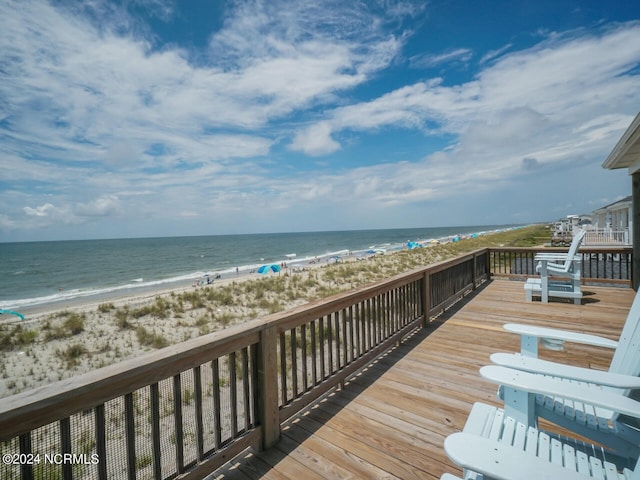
[550,214,592,245]
[591,195,632,239]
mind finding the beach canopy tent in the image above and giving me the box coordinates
[257,264,281,274]
[602,111,640,290]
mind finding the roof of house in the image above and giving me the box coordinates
[593,195,632,212]
[602,112,640,173]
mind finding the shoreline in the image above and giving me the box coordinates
[12,248,364,321]
[2,224,523,313]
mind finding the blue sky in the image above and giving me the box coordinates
[1,0,639,241]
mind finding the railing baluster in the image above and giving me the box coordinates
[334,311,341,370]
[193,366,204,460]
[279,332,287,404]
[403,284,408,325]
[229,352,238,437]
[319,316,326,380]
[290,329,298,397]
[241,348,250,431]
[149,384,162,480]
[211,358,222,449]
[342,309,348,366]
[399,285,405,327]
[19,432,32,480]
[364,298,371,350]
[60,417,73,480]
[250,343,259,428]
[349,305,355,361]
[123,394,136,480]
[95,404,108,480]
[384,291,390,338]
[301,324,308,392]
[358,301,364,356]
[172,375,185,473]
[326,314,333,375]
[310,320,317,386]
[375,293,381,344]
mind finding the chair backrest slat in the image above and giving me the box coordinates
[610,290,640,376]
[566,229,586,258]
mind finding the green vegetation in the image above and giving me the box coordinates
[136,326,169,349]
[0,325,38,351]
[43,311,86,340]
[56,343,88,368]
[97,302,115,313]
[114,307,132,330]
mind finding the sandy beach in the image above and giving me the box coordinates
[0,225,545,399]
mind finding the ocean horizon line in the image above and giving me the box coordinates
[0,222,530,245]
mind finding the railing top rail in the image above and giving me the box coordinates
[488,246,632,253]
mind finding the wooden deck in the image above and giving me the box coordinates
[209,279,635,480]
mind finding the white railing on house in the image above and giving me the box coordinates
[583,228,630,246]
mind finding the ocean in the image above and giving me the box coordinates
[0,225,520,310]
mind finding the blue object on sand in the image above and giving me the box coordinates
[0,309,25,321]
[257,264,281,274]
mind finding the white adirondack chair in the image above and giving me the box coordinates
[490,290,640,461]
[535,228,586,266]
[533,229,585,303]
[442,366,640,479]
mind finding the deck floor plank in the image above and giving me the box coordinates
[210,279,634,480]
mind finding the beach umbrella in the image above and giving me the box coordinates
[257,264,281,274]
[0,309,25,321]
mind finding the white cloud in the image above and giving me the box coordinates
[0,0,403,171]
[410,48,473,68]
[290,122,341,156]
[76,195,121,217]
[286,23,640,204]
[24,203,58,218]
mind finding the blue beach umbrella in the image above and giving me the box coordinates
[257,264,281,274]
[0,309,25,321]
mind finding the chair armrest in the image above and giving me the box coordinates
[503,323,618,349]
[444,432,587,480]
[480,366,640,419]
[439,474,462,480]
[490,353,640,388]
[535,252,570,260]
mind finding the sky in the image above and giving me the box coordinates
[1,1,639,242]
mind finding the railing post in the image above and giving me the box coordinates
[258,325,280,449]
[422,270,431,328]
[472,252,477,290]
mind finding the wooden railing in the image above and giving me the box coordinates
[583,228,630,246]
[489,246,633,285]
[0,247,630,480]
